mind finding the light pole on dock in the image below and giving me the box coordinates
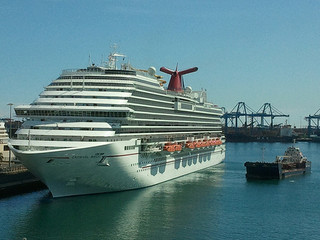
[7,103,13,168]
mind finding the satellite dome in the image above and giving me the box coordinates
[148,67,156,76]
[185,86,192,93]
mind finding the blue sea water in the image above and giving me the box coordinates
[0,142,319,240]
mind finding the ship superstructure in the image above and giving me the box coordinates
[0,122,10,162]
[0,122,8,144]
[9,50,225,197]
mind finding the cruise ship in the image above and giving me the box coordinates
[9,51,226,198]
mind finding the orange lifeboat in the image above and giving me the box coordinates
[201,140,206,147]
[163,142,175,152]
[216,138,222,145]
[191,141,197,149]
[175,143,182,151]
[211,139,217,146]
[195,140,203,148]
[185,141,195,149]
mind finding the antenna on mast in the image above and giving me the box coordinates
[88,54,92,66]
[100,54,104,66]
[107,44,126,70]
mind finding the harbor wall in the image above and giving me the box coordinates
[223,127,311,142]
[0,164,46,198]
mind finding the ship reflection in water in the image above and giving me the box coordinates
[3,142,320,240]
[13,165,225,240]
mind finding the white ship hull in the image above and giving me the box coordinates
[10,50,226,197]
[11,140,225,198]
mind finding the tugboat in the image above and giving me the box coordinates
[244,146,311,180]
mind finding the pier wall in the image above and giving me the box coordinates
[224,127,310,142]
[0,164,46,198]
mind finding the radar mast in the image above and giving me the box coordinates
[107,44,126,70]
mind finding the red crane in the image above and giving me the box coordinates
[160,66,198,92]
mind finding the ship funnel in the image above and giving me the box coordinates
[160,66,198,92]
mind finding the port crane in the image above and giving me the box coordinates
[222,102,256,132]
[222,102,289,132]
[256,103,289,127]
[305,108,320,137]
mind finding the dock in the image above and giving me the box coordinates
[221,102,320,142]
[0,163,46,198]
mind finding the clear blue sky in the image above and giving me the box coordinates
[1,0,319,127]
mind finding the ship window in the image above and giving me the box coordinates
[124,146,135,150]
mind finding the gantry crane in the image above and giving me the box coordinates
[305,108,320,137]
[255,103,289,128]
[222,102,289,133]
[222,102,256,134]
